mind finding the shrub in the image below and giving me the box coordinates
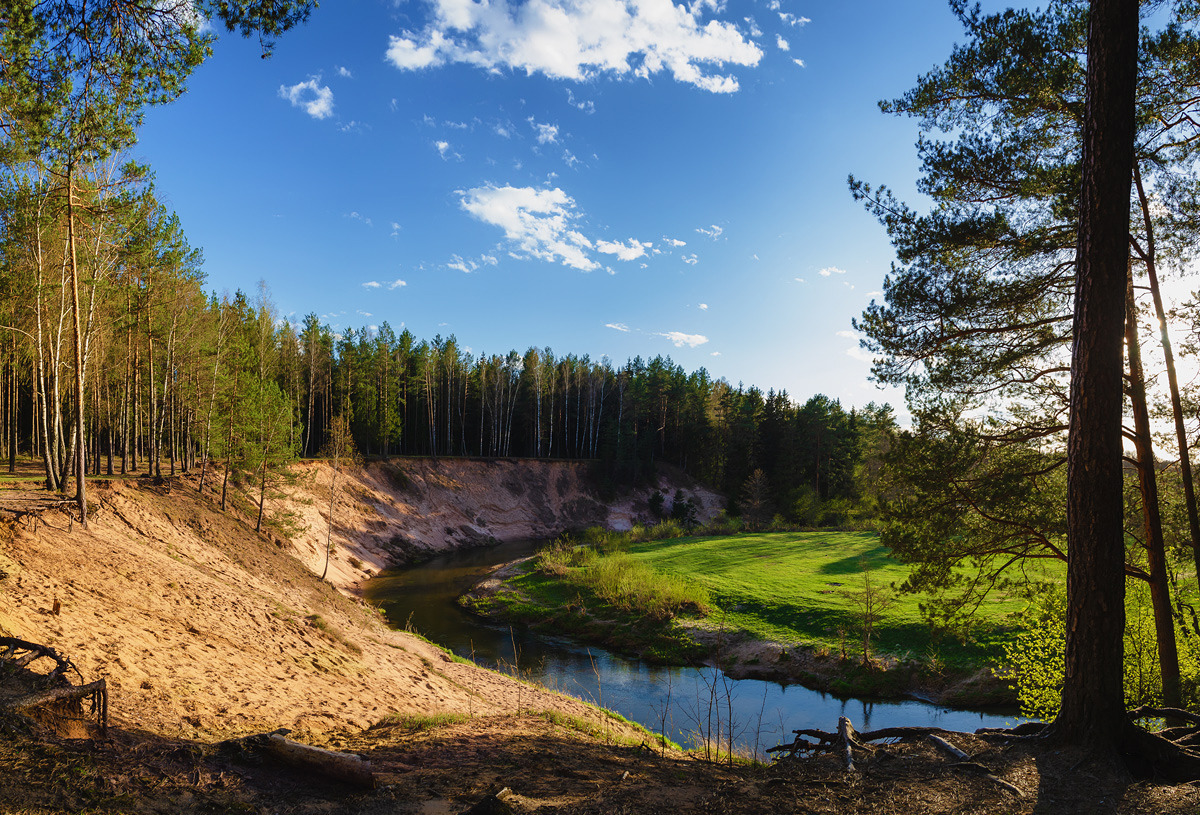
[999,582,1200,720]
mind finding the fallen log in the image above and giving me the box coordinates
[222,731,376,788]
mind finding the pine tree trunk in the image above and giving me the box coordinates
[1125,272,1182,708]
[1054,0,1138,748]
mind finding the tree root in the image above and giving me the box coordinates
[772,709,1200,787]
[0,637,107,735]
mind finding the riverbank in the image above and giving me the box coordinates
[460,531,1022,708]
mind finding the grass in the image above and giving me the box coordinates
[621,530,1048,673]
[376,712,471,732]
[477,529,1061,686]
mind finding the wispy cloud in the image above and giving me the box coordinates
[698,303,708,310]
[458,184,646,272]
[434,139,462,160]
[663,237,687,248]
[792,58,806,68]
[683,253,699,265]
[776,35,789,51]
[529,118,559,144]
[346,211,373,227]
[819,266,847,277]
[779,12,810,27]
[696,224,724,239]
[596,238,650,261]
[385,0,764,94]
[279,77,334,119]
[605,322,631,332]
[363,278,408,289]
[566,88,595,113]
[658,331,709,348]
[336,65,353,78]
[836,329,855,339]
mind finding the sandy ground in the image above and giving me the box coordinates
[0,463,682,744]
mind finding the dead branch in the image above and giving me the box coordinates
[838,716,859,773]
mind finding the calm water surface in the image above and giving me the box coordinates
[365,539,1021,754]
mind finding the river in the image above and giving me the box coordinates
[365,538,1022,756]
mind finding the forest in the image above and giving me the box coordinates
[0,223,894,525]
[5,0,1200,774]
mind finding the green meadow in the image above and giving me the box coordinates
[623,530,1045,671]
[480,529,1059,679]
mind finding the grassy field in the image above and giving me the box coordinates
[476,529,1060,684]
[622,530,1050,672]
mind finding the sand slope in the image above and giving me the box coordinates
[0,459,719,743]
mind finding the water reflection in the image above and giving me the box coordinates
[365,539,1019,753]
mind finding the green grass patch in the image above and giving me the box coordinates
[480,529,1061,684]
[621,530,1049,673]
[376,712,470,732]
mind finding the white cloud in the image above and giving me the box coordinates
[794,276,805,283]
[495,122,513,138]
[385,0,764,94]
[658,331,709,348]
[743,16,762,37]
[710,351,721,356]
[346,211,373,227]
[279,77,334,119]
[362,281,382,289]
[836,329,855,339]
[846,346,873,363]
[596,238,650,261]
[358,310,373,317]
[698,303,708,310]
[529,118,559,144]
[779,12,810,27]
[336,65,353,78]
[562,149,580,167]
[793,58,806,68]
[606,322,632,332]
[819,266,847,277]
[387,279,408,289]
[459,184,642,272]
[364,278,408,289]
[566,88,595,112]
[448,254,481,273]
[866,290,883,298]
[683,253,699,265]
[696,224,723,239]
[776,34,789,51]
[390,222,402,237]
[435,140,452,157]
[664,236,687,247]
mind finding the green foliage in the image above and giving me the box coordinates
[536,544,710,620]
[1000,582,1200,720]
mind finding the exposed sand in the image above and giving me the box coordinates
[0,459,720,744]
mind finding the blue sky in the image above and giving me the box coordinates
[135,0,991,413]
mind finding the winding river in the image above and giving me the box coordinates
[365,539,1022,755]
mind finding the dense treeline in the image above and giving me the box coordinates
[0,177,893,523]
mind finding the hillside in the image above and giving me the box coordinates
[281,457,725,593]
[0,460,1195,814]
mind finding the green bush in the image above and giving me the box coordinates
[999,582,1200,720]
